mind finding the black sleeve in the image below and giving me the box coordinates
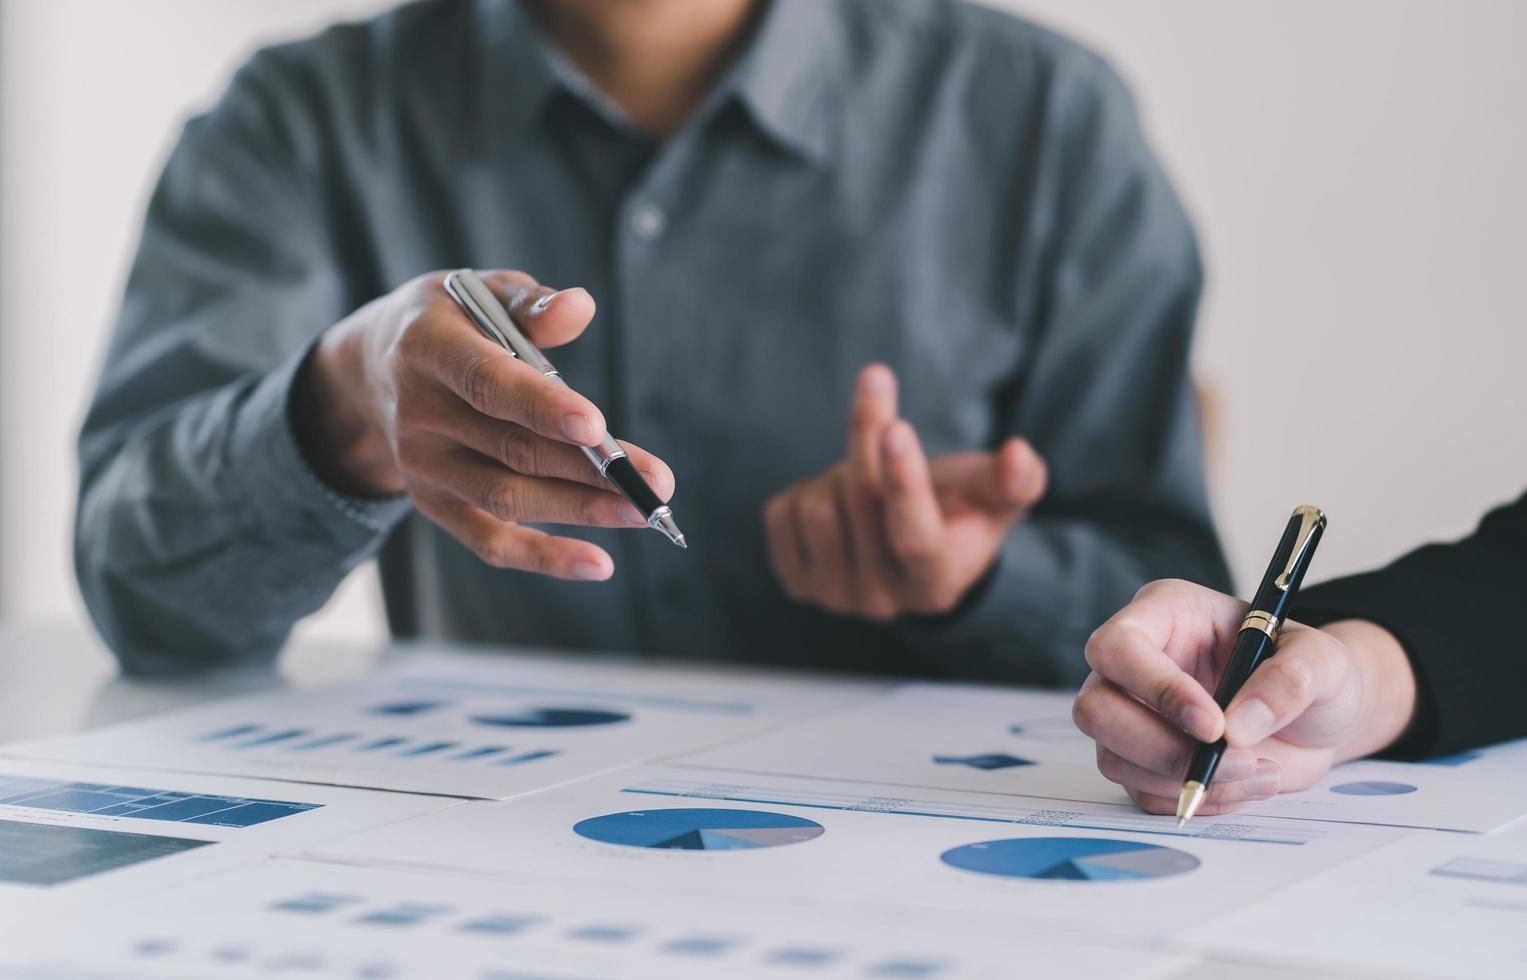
[1292,491,1527,759]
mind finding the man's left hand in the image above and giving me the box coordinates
[763,364,1047,621]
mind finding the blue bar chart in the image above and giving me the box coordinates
[196,722,561,772]
[0,775,319,828]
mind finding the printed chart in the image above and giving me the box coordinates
[308,765,1401,946]
[1329,781,1418,796]
[0,758,452,916]
[941,838,1200,882]
[2,650,881,799]
[0,775,319,829]
[675,684,1527,833]
[672,683,1119,804]
[573,808,825,851]
[0,820,209,887]
[10,644,1525,976]
[0,858,1195,980]
[196,719,561,769]
[1241,751,1527,832]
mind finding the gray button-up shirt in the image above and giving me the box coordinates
[77,0,1230,685]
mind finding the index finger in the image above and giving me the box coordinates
[430,329,607,447]
[1084,606,1227,743]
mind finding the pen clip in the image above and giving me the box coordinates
[444,270,518,358]
[1275,505,1327,591]
[445,268,560,376]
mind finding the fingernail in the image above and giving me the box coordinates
[1246,760,1282,799]
[561,413,597,444]
[863,365,892,393]
[884,423,912,456]
[1179,705,1216,741]
[618,500,645,525]
[573,560,607,581]
[531,289,562,314]
[1216,751,1255,782]
[1227,698,1275,744]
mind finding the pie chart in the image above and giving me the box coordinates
[469,707,630,728]
[368,700,449,716]
[573,808,825,851]
[941,837,1199,882]
[1330,781,1418,796]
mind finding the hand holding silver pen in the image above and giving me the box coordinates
[291,268,682,581]
[445,269,686,548]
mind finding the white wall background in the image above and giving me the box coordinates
[1,1,1523,646]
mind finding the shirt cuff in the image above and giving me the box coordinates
[1294,574,1450,760]
[890,521,1097,688]
[231,345,413,551]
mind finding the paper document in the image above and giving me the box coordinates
[0,857,1195,980]
[1236,736,1527,832]
[673,682,1128,804]
[3,650,881,799]
[676,684,1527,834]
[1191,830,1527,980]
[0,757,453,918]
[308,764,1402,946]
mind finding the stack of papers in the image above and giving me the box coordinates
[1,650,1524,978]
[4,651,882,798]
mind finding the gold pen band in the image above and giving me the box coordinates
[1240,610,1280,642]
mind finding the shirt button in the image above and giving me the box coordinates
[630,203,666,240]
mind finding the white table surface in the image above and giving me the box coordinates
[0,618,1359,980]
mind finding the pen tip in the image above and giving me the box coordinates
[1175,780,1205,828]
[651,511,687,549]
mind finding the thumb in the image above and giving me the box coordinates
[977,437,1048,516]
[1222,627,1353,748]
[505,281,597,349]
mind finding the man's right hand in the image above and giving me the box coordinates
[293,269,675,582]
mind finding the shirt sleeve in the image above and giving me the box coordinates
[74,50,410,674]
[1293,492,1527,759]
[886,53,1231,688]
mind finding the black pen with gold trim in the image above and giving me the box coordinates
[1177,505,1327,826]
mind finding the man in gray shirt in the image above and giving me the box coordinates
[76,0,1230,684]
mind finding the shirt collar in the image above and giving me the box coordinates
[482,0,565,140]
[484,0,840,163]
[727,0,841,163]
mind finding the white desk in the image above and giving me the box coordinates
[0,619,1372,980]
[0,619,394,743]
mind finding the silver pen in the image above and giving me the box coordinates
[444,269,687,549]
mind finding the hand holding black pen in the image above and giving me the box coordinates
[1175,506,1326,824]
[1075,509,1427,820]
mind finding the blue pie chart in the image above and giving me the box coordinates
[368,700,449,716]
[470,707,630,728]
[1330,781,1418,796]
[573,808,825,851]
[941,837,1200,882]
